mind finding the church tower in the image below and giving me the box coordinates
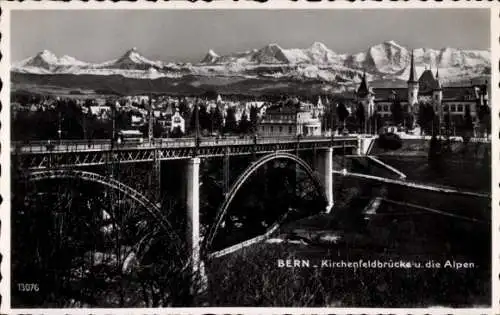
[356,70,375,132]
[433,68,443,122]
[407,50,419,107]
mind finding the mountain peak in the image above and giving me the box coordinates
[200,49,220,63]
[207,49,219,57]
[38,49,55,55]
[32,49,60,66]
[37,49,57,59]
[383,40,404,49]
[264,43,283,50]
[13,42,490,85]
[118,47,149,62]
[253,43,289,63]
[311,42,328,50]
[106,47,163,69]
[123,47,140,56]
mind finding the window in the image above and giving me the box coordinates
[457,105,463,112]
[443,105,448,111]
[288,126,293,134]
[465,104,470,112]
[377,105,382,111]
[451,105,456,112]
[271,126,274,132]
[279,126,283,133]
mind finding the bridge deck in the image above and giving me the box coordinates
[12,136,359,169]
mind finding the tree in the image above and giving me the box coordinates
[355,102,365,133]
[402,104,414,130]
[188,104,198,134]
[202,89,218,100]
[238,110,251,134]
[178,99,191,122]
[444,107,452,137]
[249,106,259,133]
[170,125,183,138]
[336,102,349,131]
[391,97,403,126]
[477,104,491,136]
[417,102,435,135]
[224,107,238,134]
[345,116,358,133]
[210,106,224,134]
[417,102,426,134]
[116,111,132,130]
[367,112,382,135]
[323,103,336,132]
[428,133,443,172]
[139,121,163,138]
[198,103,211,132]
[462,106,474,142]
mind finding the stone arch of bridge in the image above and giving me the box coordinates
[203,152,328,254]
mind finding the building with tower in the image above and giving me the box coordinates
[355,70,376,123]
[355,50,489,133]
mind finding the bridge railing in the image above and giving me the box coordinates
[12,135,358,154]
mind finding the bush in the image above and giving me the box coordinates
[377,133,402,151]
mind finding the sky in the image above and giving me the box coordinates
[11,9,490,63]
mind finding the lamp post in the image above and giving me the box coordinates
[58,111,62,145]
[194,101,200,156]
[148,95,154,145]
[111,100,116,150]
[330,104,334,145]
[82,111,87,141]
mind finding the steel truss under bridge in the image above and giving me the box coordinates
[203,152,327,257]
[25,169,176,236]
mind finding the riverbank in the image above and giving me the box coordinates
[370,137,491,158]
[206,153,491,307]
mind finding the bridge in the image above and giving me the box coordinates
[12,135,375,280]
[12,135,362,168]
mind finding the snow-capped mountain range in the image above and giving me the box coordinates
[13,41,490,83]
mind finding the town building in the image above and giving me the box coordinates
[355,50,489,129]
[89,105,112,120]
[169,108,186,133]
[259,98,321,136]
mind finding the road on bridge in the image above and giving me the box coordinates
[12,135,359,154]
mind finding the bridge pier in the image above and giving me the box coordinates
[150,150,161,204]
[185,157,207,294]
[314,147,334,213]
[186,157,201,273]
[357,136,377,155]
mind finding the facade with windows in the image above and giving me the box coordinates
[258,98,322,136]
[168,109,185,133]
[357,51,489,128]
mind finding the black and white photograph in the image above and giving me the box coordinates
[1,3,496,311]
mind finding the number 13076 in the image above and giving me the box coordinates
[17,283,39,292]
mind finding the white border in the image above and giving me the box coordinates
[491,6,499,314]
[1,1,498,314]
